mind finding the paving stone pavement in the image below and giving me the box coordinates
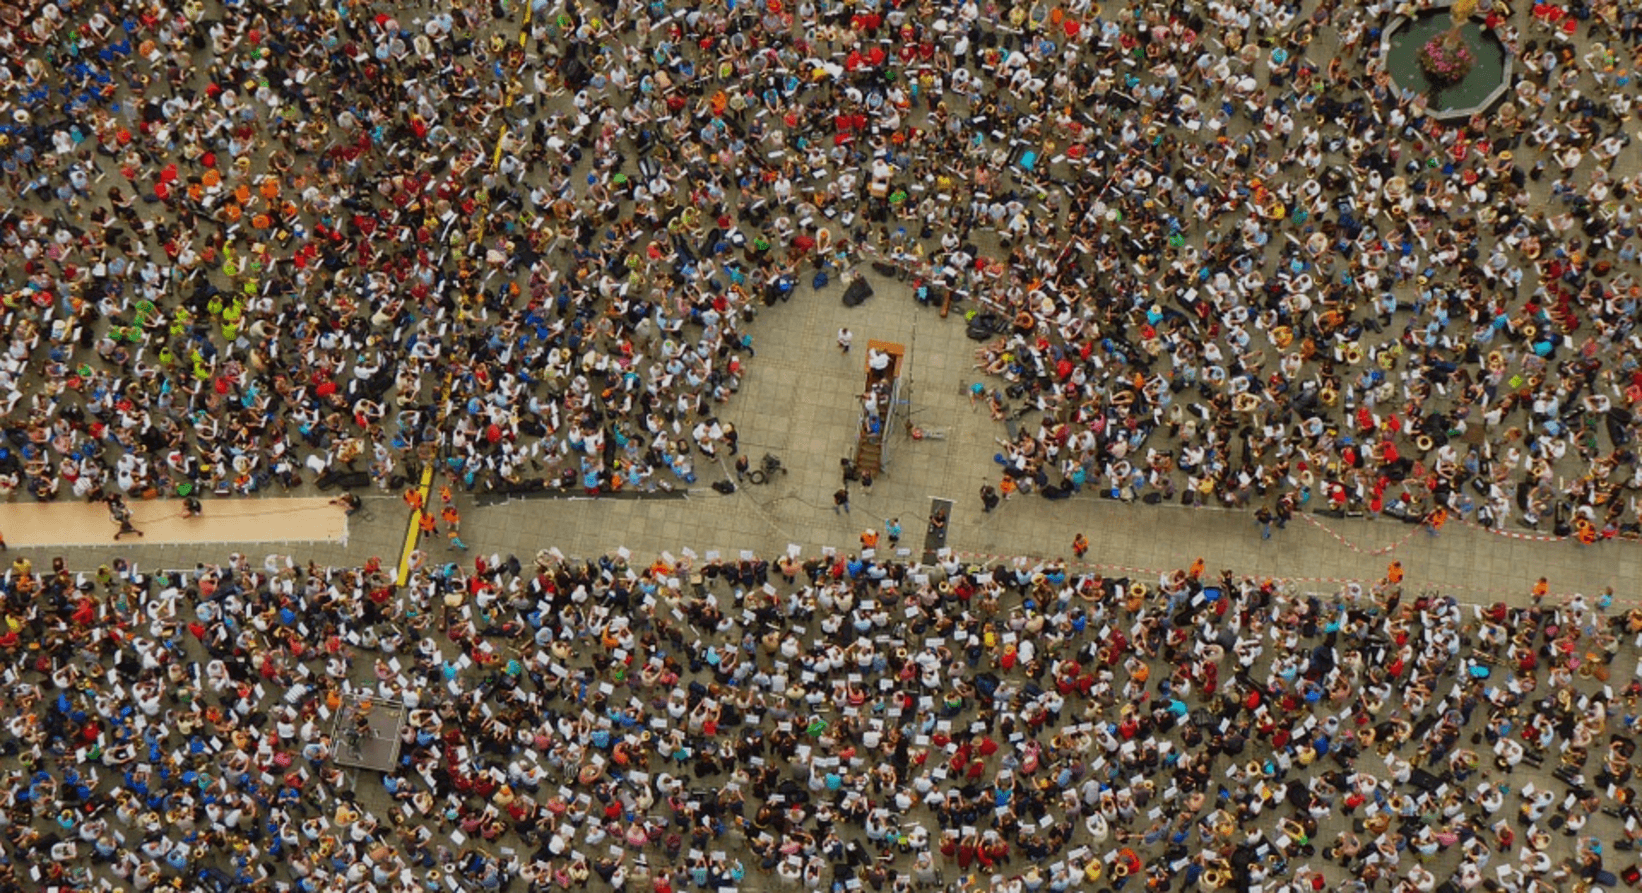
[447,274,1642,609]
[32,275,1642,608]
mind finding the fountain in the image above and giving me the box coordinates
[1381,0,1512,121]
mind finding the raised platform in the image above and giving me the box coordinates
[331,694,406,773]
[0,496,348,547]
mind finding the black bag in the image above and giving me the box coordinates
[711,480,736,494]
[842,278,873,307]
[966,312,1000,341]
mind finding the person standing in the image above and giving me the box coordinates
[1256,506,1274,540]
[1424,507,1448,537]
[840,458,860,485]
[1072,533,1089,558]
[441,504,468,551]
[107,494,143,540]
[980,484,1000,513]
[886,518,902,547]
[838,328,853,353]
[833,488,851,514]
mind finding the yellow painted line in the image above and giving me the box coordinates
[521,0,532,47]
[396,369,458,586]
[394,466,435,586]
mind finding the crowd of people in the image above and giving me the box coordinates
[3,0,1642,889]
[0,0,1625,541]
[1,542,1639,893]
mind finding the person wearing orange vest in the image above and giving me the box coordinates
[1424,507,1448,536]
[1386,561,1404,585]
[1575,517,1597,545]
[441,505,468,551]
[1072,533,1089,558]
